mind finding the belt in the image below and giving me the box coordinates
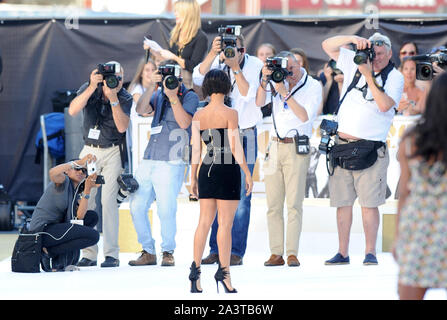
[240,126,256,133]
[337,136,360,144]
[272,136,294,144]
[86,143,119,149]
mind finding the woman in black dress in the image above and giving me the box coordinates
[189,69,253,293]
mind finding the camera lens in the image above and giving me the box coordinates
[164,75,179,90]
[421,65,432,79]
[353,51,368,65]
[224,46,236,58]
[271,70,285,83]
[105,75,119,89]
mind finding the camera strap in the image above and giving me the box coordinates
[335,60,395,115]
[271,73,308,140]
[223,54,246,93]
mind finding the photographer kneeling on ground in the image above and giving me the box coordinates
[28,154,100,272]
[321,33,403,265]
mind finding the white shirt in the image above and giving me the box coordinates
[267,68,322,138]
[336,47,404,142]
[192,54,264,129]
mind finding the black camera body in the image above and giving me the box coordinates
[411,50,447,81]
[318,119,338,155]
[97,63,120,89]
[353,46,376,65]
[266,57,289,83]
[116,173,139,204]
[158,64,181,90]
[218,25,241,59]
[328,59,343,76]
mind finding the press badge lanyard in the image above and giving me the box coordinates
[271,73,308,140]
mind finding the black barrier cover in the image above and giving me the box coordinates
[0,16,446,201]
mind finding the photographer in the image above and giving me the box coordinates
[128,60,199,267]
[321,33,404,266]
[192,28,264,266]
[28,155,100,272]
[68,61,133,268]
[318,59,344,115]
[256,51,322,267]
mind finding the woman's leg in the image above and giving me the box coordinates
[216,199,239,289]
[193,199,218,266]
[398,283,428,300]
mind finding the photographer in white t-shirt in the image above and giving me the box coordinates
[321,33,404,266]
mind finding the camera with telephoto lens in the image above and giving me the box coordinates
[158,64,181,90]
[218,25,241,59]
[97,63,121,89]
[266,57,290,83]
[410,50,447,81]
[116,174,139,204]
[318,119,338,155]
[353,45,376,65]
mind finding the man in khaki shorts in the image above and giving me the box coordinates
[322,33,403,265]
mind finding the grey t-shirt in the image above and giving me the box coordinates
[77,82,133,146]
[29,176,77,232]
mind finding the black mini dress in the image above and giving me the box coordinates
[198,128,241,200]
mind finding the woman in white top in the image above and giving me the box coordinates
[126,59,157,171]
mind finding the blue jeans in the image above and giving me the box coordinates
[129,159,186,254]
[209,127,257,258]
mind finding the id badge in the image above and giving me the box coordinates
[70,219,84,226]
[88,128,101,140]
[151,125,163,135]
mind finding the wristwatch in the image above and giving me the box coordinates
[81,193,90,200]
[233,69,241,75]
[110,101,119,107]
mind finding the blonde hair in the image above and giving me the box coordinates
[170,0,201,49]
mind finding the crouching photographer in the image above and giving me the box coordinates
[321,33,404,266]
[128,60,199,267]
[256,51,322,267]
[14,155,100,272]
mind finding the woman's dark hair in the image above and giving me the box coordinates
[202,69,231,97]
[408,72,447,168]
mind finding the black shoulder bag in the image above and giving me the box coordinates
[11,231,42,273]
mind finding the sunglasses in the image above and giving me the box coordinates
[74,167,87,174]
[400,51,416,56]
[371,40,387,47]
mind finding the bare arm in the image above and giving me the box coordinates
[136,73,158,115]
[199,36,221,76]
[227,110,253,196]
[103,84,130,133]
[164,80,193,129]
[76,173,100,220]
[68,69,103,116]
[49,154,96,185]
[322,35,369,61]
[255,64,272,107]
[190,114,202,198]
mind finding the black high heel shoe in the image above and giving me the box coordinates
[189,261,203,293]
[214,264,237,293]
